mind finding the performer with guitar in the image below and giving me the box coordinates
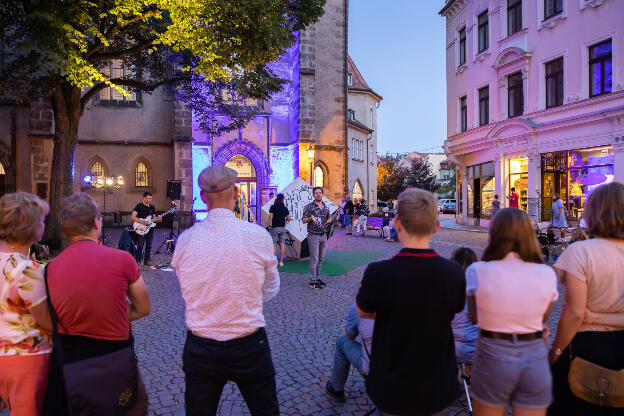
[302,186,334,289]
[131,191,161,267]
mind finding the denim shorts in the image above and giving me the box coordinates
[470,336,552,409]
[344,215,353,226]
[271,227,287,244]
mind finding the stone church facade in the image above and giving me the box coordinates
[0,0,354,226]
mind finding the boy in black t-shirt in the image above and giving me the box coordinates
[356,188,465,416]
[131,191,161,267]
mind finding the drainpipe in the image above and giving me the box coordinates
[366,131,373,210]
[343,0,349,197]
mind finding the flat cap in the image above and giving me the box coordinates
[198,165,238,193]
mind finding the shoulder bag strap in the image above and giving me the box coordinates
[44,264,66,365]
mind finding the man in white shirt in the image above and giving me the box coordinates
[171,165,280,416]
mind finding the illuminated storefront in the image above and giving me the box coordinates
[509,157,528,212]
[541,146,614,221]
[466,161,495,218]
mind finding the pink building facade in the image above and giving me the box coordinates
[440,0,624,226]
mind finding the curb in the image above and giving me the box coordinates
[439,225,488,234]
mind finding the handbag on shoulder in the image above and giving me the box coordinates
[568,356,624,407]
[44,265,139,416]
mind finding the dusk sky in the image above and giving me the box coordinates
[348,0,447,156]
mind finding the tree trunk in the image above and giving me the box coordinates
[43,78,83,246]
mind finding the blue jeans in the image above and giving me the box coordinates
[134,228,154,263]
[329,335,366,391]
[307,234,327,282]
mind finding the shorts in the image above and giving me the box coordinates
[470,336,552,409]
[344,215,353,226]
[271,227,288,244]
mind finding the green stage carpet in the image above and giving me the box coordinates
[278,250,384,276]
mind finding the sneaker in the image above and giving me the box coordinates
[325,381,346,402]
[309,281,322,289]
[346,232,352,235]
[315,278,327,287]
[144,261,155,268]
[279,262,284,267]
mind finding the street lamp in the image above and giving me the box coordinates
[307,144,315,186]
[82,174,124,245]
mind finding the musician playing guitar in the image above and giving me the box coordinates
[131,191,161,268]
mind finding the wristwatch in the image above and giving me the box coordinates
[550,347,563,357]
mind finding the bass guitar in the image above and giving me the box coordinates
[133,206,177,236]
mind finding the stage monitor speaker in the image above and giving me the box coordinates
[166,180,181,200]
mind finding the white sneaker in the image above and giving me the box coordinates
[279,262,284,267]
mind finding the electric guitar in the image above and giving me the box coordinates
[133,206,177,235]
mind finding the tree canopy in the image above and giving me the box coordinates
[0,0,326,243]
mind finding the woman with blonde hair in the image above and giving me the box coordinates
[0,192,52,416]
[466,208,558,416]
[549,182,624,415]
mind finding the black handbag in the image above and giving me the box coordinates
[44,265,139,416]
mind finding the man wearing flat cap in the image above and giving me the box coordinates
[171,165,280,415]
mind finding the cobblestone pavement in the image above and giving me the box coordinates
[1,223,562,416]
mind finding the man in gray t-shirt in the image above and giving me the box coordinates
[325,304,374,401]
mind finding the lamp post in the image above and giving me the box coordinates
[82,175,124,245]
[307,144,315,186]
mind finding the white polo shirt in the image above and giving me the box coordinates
[171,208,280,341]
[466,252,558,334]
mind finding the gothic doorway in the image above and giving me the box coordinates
[226,154,258,222]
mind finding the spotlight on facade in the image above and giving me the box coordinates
[82,175,92,184]
[96,177,104,186]
[105,177,114,186]
[116,176,124,186]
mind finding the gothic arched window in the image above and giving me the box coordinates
[135,161,149,187]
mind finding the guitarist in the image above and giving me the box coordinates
[131,191,161,268]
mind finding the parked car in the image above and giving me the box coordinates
[437,199,449,213]
[442,200,457,214]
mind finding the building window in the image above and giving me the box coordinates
[459,28,466,66]
[314,166,324,188]
[546,57,564,108]
[135,161,149,187]
[508,72,524,117]
[347,109,355,120]
[369,144,374,163]
[370,190,375,205]
[589,39,612,97]
[507,0,522,36]
[478,11,489,53]
[460,96,467,132]
[347,72,353,86]
[90,160,104,177]
[0,162,5,175]
[98,59,136,102]
[359,141,364,160]
[544,0,563,20]
[478,86,489,126]
[466,161,495,217]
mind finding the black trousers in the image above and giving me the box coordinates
[183,328,279,416]
[549,330,624,416]
[134,228,153,263]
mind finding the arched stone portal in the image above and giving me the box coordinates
[213,139,271,223]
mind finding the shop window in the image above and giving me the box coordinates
[478,11,489,53]
[457,169,463,214]
[478,86,489,126]
[544,0,563,20]
[507,0,522,36]
[589,40,612,97]
[509,157,529,212]
[135,161,149,187]
[508,72,524,117]
[541,147,614,221]
[458,28,466,66]
[546,58,564,108]
[466,161,495,218]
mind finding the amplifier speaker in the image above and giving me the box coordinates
[166,180,181,200]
